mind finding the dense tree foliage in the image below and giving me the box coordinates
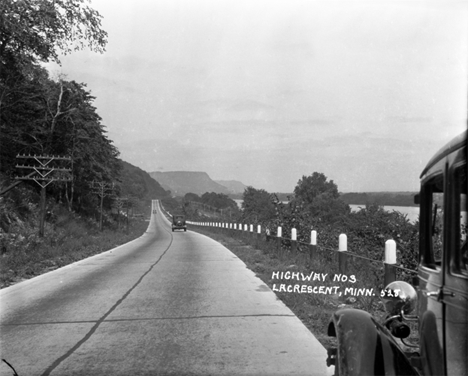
[184,192,237,210]
[0,0,128,218]
[200,192,237,209]
[0,0,107,66]
[294,172,339,204]
[180,192,240,221]
[241,187,276,224]
[184,193,202,203]
[293,172,349,221]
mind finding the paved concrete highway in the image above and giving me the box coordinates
[0,200,331,376]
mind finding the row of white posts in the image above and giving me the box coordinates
[188,221,399,286]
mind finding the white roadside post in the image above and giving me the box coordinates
[338,234,348,273]
[291,228,297,253]
[277,226,282,255]
[384,239,397,286]
[310,230,317,261]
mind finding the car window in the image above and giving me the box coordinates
[423,174,444,269]
[456,165,467,274]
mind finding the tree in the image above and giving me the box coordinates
[0,0,107,65]
[294,172,339,204]
[200,192,237,209]
[184,193,201,203]
[1,0,108,114]
[293,172,349,221]
[242,187,276,223]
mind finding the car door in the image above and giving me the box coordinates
[418,164,445,376]
[442,151,467,376]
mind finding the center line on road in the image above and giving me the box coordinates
[40,226,174,376]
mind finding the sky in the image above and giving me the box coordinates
[48,0,468,193]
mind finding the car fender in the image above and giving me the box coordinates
[328,308,419,376]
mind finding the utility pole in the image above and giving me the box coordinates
[91,181,114,231]
[16,154,71,237]
[113,196,129,231]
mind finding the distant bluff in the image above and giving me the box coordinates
[149,171,246,196]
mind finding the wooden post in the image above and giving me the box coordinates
[310,230,317,262]
[277,226,282,256]
[338,233,348,274]
[291,228,297,254]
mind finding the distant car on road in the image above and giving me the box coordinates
[172,214,187,232]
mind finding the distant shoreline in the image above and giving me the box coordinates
[231,191,419,207]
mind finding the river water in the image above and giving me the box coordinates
[349,204,419,223]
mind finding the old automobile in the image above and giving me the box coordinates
[172,214,187,232]
[326,131,467,375]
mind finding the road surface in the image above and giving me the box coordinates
[0,200,331,376]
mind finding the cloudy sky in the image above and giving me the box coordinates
[48,0,468,193]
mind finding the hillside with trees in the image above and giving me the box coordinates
[1,0,116,212]
[119,161,170,201]
[150,171,231,196]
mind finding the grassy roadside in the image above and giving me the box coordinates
[0,213,149,289]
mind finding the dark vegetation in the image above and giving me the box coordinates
[0,183,150,288]
[161,192,240,218]
[0,1,169,287]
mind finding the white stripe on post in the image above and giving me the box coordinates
[277,226,282,237]
[257,225,261,234]
[339,234,347,251]
[385,239,397,264]
[291,228,297,241]
[311,230,317,245]
[250,224,253,232]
